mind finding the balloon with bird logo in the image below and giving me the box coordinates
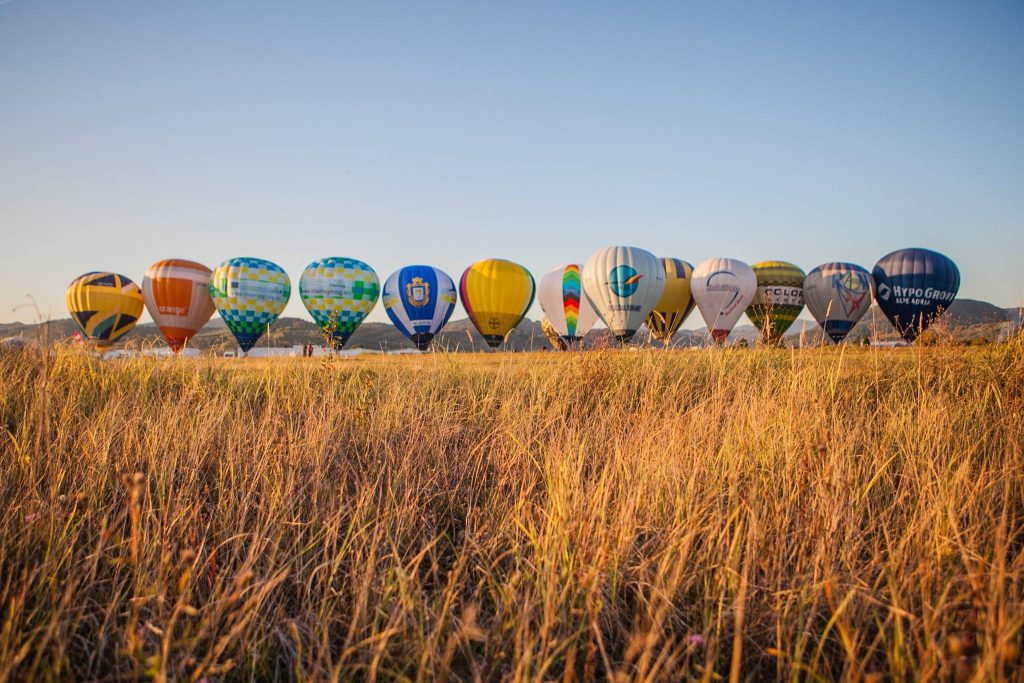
[690,258,757,343]
[538,264,599,347]
[142,259,216,352]
[645,258,696,344]
[209,257,291,353]
[300,257,380,349]
[746,261,805,344]
[382,265,457,350]
[803,262,874,343]
[459,259,535,349]
[582,246,665,343]
[65,272,144,347]
[872,248,960,342]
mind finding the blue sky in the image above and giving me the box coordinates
[2,1,1022,326]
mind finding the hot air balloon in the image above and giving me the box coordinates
[541,317,568,351]
[872,248,960,342]
[459,259,535,349]
[66,272,144,347]
[746,261,805,344]
[382,265,457,350]
[209,257,291,353]
[582,246,665,343]
[646,258,696,345]
[141,259,216,352]
[299,257,379,349]
[803,262,874,344]
[690,258,757,343]
[538,264,599,347]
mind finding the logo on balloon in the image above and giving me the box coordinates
[406,277,430,308]
[706,270,742,314]
[610,266,644,298]
[834,272,872,315]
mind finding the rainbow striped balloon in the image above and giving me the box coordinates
[538,263,599,347]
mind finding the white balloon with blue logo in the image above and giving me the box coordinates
[582,246,666,343]
[691,257,758,344]
[382,266,458,350]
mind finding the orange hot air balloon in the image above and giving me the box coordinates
[142,259,216,351]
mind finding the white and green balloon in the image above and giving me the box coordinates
[299,257,379,348]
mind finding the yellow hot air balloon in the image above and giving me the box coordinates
[645,258,696,344]
[459,259,535,349]
[66,272,144,347]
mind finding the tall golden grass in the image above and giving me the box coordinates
[1,340,1022,681]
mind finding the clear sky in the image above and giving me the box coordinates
[2,1,1022,326]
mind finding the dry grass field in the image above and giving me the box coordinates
[1,341,1022,681]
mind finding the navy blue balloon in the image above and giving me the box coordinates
[872,248,960,342]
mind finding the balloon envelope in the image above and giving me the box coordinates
[382,265,457,350]
[646,258,696,344]
[803,262,874,344]
[691,258,757,343]
[582,246,665,343]
[746,261,805,344]
[142,259,215,352]
[209,257,291,353]
[66,272,144,347]
[541,317,568,351]
[538,264,599,346]
[299,257,380,348]
[872,248,960,342]
[459,259,535,349]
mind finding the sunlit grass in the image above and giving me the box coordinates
[1,340,1021,681]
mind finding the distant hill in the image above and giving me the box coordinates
[2,297,1017,352]
[944,299,1010,326]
